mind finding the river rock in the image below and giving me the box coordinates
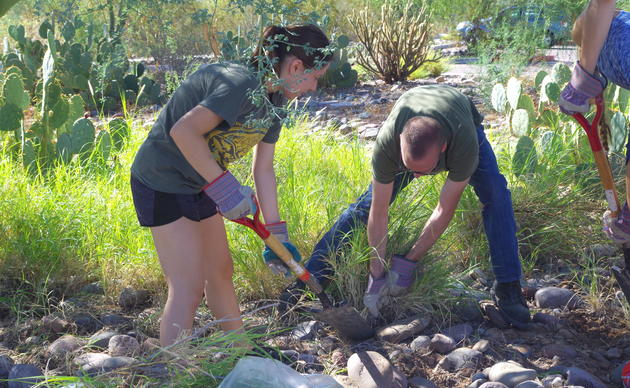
[431,334,456,354]
[74,353,111,368]
[0,355,14,379]
[410,335,431,352]
[392,367,408,388]
[41,315,71,334]
[488,361,537,387]
[88,330,118,349]
[291,320,319,341]
[80,282,104,295]
[72,313,103,334]
[473,339,490,353]
[100,314,130,327]
[605,347,622,359]
[347,351,393,388]
[78,356,137,376]
[108,334,139,357]
[541,375,563,388]
[119,288,151,310]
[535,287,582,310]
[438,348,483,372]
[565,367,607,388]
[514,381,543,388]
[8,364,43,388]
[47,335,85,359]
[376,315,431,343]
[479,383,508,388]
[532,313,560,328]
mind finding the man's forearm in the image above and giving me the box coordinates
[367,211,389,278]
[405,206,454,262]
[253,169,280,224]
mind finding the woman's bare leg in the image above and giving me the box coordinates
[151,214,243,346]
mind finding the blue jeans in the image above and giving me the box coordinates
[305,125,522,285]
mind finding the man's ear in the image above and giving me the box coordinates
[440,141,447,152]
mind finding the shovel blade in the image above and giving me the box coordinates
[315,305,374,341]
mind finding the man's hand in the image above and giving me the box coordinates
[386,255,419,297]
[203,171,257,220]
[261,221,302,276]
[603,203,630,244]
[363,274,388,317]
[559,62,607,115]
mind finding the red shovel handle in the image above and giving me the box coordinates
[230,197,321,292]
[572,95,621,216]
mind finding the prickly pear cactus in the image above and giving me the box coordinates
[512,109,530,136]
[540,130,559,153]
[491,83,507,113]
[517,94,536,119]
[70,118,96,155]
[535,70,548,88]
[550,63,571,86]
[512,136,538,176]
[0,102,22,131]
[506,77,522,111]
[610,111,628,153]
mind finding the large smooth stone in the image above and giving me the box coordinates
[488,362,537,387]
[347,351,393,388]
[376,316,431,343]
[565,367,607,388]
[534,287,582,310]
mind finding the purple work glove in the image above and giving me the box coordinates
[603,203,630,244]
[203,171,256,220]
[386,255,418,296]
[559,62,607,115]
[363,274,388,317]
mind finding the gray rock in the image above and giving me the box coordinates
[88,330,118,349]
[72,313,103,334]
[291,320,319,341]
[108,335,139,357]
[604,347,622,359]
[392,367,408,388]
[565,367,607,388]
[0,355,14,379]
[41,315,71,334]
[74,353,111,368]
[100,314,130,327]
[473,339,490,353]
[442,323,473,342]
[469,380,488,388]
[47,335,86,359]
[376,315,431,343]
[78,356,137,376]
[408,376,437,388]
[118,288,151,310]
[585,244,616,258]
[488,361,537,387]
[80,282,104,295]
[430,334,456,354]
[140,337,161,355]
[410,335,431,352]
[534,287,582,310]
[8,364,43,388]
[541,375,563,388]
[514,381,543,388]
[438,348,483,372]
[540,344,577,359]
[472,372,489,381]
[347,351,393,388]
[358,124,380,139]
[334,375,359,388]
[479,383,509,388]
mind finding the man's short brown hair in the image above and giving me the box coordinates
[401,116,446,160]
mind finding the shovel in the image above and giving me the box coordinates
[572,95,630,304]
[231,199,375,341]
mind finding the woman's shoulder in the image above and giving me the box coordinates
[192,62,259,87]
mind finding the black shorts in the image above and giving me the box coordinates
[130,175,218,227]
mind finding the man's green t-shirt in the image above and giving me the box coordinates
[131,62,285,194]
[372,85,483,184]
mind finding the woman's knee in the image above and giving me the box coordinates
[166,281,205,308]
